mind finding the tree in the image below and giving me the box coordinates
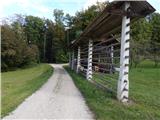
[149,13,160,67]
[1,24,17,70]
[24,15,45,61]
[45,19,55,63]
[66,2,108,42]
[130,18,152,67]
[53,9,64,26]
[53,9,67,63]
[1,16,39,71]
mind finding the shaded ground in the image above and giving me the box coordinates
[3,64,94,119]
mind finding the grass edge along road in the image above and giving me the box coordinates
[64,64,160,120]
[1,64,53,118]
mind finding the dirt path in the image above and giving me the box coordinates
[4,64,94,119]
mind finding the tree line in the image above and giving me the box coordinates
[1,2,160,71]
[1,12,68,71]
[130,13,160,67]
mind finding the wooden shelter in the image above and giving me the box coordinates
[69,1,155,102]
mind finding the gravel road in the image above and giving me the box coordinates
[4,64,94,119]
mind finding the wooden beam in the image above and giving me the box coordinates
[117,2,130,103]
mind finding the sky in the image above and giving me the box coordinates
[0,0,160,21]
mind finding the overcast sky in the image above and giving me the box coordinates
[0,0,160,21]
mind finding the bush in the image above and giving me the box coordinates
[1,24,39,71]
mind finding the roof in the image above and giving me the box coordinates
[71,1,155,48]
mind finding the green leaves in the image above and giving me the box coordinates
[130,13,160,67]
[1,15,40,71]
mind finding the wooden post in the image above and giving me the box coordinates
[110,45,114,74]
[111,45,114,64]
[76,46,81,73]
[117,2,130,102]
[71,50,74,70]
[87,39,93,80]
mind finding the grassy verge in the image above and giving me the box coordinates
[1,64,53,117]
[64,65,160,120]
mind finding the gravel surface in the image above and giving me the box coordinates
[4,64,94,119]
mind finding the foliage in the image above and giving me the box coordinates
[55,49,68,63]
[24,15,46,61]
[149,13,160,67]
[130,18,152,67]
[68,2,107,41]
[130,13,160,67]
[1,21,38,71]
[45,19,55,63]
[53,9,64,26]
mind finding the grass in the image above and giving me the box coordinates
[1,64,53,118]
[92,72,119,92]
[64,62,160,120]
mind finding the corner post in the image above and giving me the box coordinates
[117,2,130,102]
[87,39,93,80]
[71,50,75,70]
[76,46,81,73]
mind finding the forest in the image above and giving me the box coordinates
[1,2,160,72]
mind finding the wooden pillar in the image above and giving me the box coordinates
[87,39,93,80]
[110,45,114,74]
[71,50,74,70]
[117,2,130,102]
[76,46,81,73]
[111,45,114,64]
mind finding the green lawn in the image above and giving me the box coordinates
[1,64,53,117]
[64,62,160,120]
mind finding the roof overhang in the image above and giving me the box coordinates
[70,1,155,48]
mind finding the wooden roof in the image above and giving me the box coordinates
[71,1,155,48]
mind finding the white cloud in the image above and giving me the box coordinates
[0,0,87,19]
[0,0,52,19]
